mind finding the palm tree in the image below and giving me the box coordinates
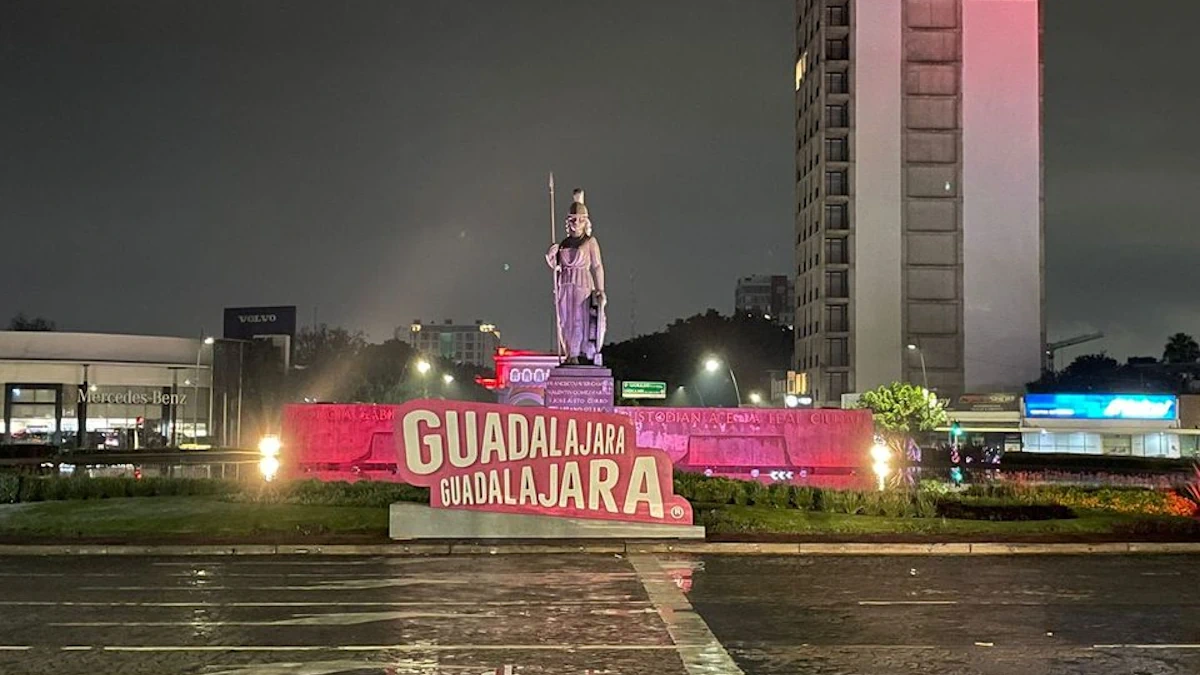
[1163,333,1200,364]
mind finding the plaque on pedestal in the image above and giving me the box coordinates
[544,366,614,413]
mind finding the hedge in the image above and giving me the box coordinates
[12,476,240,502]
[1,472,1194,522]
[234,480,429,508]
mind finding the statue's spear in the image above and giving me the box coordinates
[549,172,564,360]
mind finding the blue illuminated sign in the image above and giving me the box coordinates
[1023,394,1177,421]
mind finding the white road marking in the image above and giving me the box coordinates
[0,598,647,608]
[53,610,494,627]
[0,646,31,651]
[1094,644,1200,650]
[79,578,471,591]
[858,601,959,606]
[60,646,92,651]
[99,644,703,653]
[629,555,745,675]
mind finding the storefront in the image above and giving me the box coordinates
[0,331,213,450]
[1019,393,1198,458]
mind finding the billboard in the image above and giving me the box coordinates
[1023,394,1178,421]
[223,306,297,340]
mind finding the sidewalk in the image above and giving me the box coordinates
[1,540,1198,556]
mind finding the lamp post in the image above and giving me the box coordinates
[415,358,432,398]
[703,357,742,406]
[194,336,214,442]
[906,343,928,392]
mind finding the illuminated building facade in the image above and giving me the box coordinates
[794,0,1044,405]
[402,319,501,368]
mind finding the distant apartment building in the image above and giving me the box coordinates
[401,319,501,368]
[794,0,1044,405]
[735,275,795,327]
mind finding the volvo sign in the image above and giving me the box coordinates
[223,306,297,340]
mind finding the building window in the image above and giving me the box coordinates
[827,372,850,400]
[826,37,849,60]
[827,338,849,367]
[826,70,848,94]
[824,237,848,264]
[825,170,848,196]
[825,270,849,298]
[825,136,848,161]
[825,103,849,128]
[825,203,849,230]
[828,4,849,27]
[825,304,849,332]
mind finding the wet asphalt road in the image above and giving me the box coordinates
[0,554,1196,674]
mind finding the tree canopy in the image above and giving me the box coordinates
[1163,333,1200,365]
[855,382,947,434]
[602,310,793,406]
[8,313,55,331]
[288,327,493,404]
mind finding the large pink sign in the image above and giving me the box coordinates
[392,400,692,525]
[283,403,874,489]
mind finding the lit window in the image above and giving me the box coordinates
[795,51,808,90]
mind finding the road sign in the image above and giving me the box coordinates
[621,380,667,400]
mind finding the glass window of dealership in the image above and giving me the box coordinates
[0,332,213,450]
[5,381,210,449]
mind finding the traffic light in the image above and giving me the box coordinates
[949,421,963,444]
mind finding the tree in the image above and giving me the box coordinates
[603,310,793,407]
[1163,333,1200,364]
[292,324,367,369]
[855,382,948,436]
[8,312,55,331]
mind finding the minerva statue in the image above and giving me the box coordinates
[546,188,607,365]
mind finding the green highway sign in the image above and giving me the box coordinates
[621,380,668,400]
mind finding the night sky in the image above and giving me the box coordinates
[2,1,1197,362]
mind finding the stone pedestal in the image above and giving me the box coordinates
[544,366,614,413]
[389,503,705,540]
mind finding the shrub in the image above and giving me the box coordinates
[233,480,429,508]
[740,481,772,507]
[1111,517,1200,537]
[0,474,18,504]
[789,486,816,510]
[936,498,1074,521]
[824,489,868,515]
[765,483,792,509]
[12,476,240,502]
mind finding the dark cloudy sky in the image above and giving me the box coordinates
[1,1,1197,362]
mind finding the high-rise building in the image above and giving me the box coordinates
[735,275,795,327]
[794,0,1043,405]
[401,319,501,368]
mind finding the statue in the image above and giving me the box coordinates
[546,188,607,365]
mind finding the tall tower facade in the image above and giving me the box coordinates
[794,0,1044,405]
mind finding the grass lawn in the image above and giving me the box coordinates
[0,496,389,541]
[0,497,1193,543]
[701,505,1193,539]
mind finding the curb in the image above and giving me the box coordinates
[0,542,1197,556]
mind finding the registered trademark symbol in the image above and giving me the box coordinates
[670,505,684,520]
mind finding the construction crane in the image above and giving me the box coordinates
[1043,332,1104,372]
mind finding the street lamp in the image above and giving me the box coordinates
[442,373,455,385]
[194,336,215,443]
[749,392,763,406]
[258,435,281,482]
[701,356,742,406]
[906,343,928,392]
[415,359,432,375]
[870,440,891,491]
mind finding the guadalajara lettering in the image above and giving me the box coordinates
[394,402,691,524]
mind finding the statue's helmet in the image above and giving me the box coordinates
[567,188,591,235]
